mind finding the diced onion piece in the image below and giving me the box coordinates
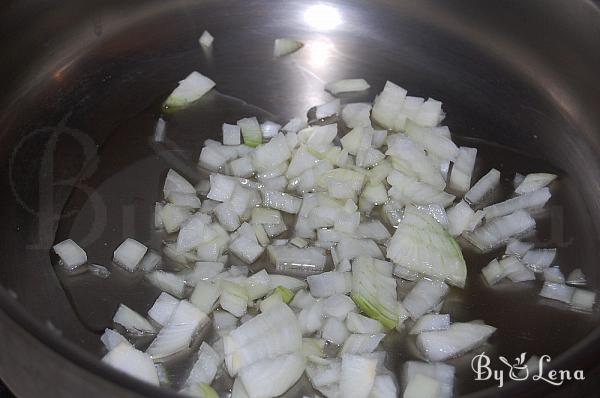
[308,271,352,298]
[160,204,192,233]
[505,239,534,258]
[154,117,166,142]
[448,146,477,194]
[388,206,466,287]
[180,383,219,398]
[185,342,221,388]
[268,245,326,276]
[522,248,556,272]
[387,171,455,207]
[339,354,377,398]
[340,126,372,156]
[260,120,282,139]
[409,314,451,334]
[325,78,370,96]
[164,71,215,109]
[403,373,440,398]
[306,359,341,388]
[342,103,372,128]
[222,123,241,146]
[416,322,496,362]
[199,30,214,47]
[539,282,574,304]
[322,294,357,320]
[148,292,179,326]
[315,99,341,119]
[403,361,455,398]
[113,238,147,272]
[481,259,508,285]
[273,38,304,57]
[336,237,383,263]
[346,312,384,334]
[484,188,551,219]
[298,300,325,335]
[146,300,208,359]
[464,210,535,252]
[181,261,225,285]
[351,257,398,329]
[566,268,587,285]
[446,200,475,236]
[393,265,420,281]
[465,168,501,205]
[113,304,156,335]
[340,333,385,355]
[219,280,249,317]
[140,250,161,273]
[515,173,557,195]
[290,289,317,310]
[239,352,306,398]
[405,122,459,162]
[321,318,350,345]
[214,310,239,336]
[500,256,535,282]
[101,328,130,351]
[269,274,307,292]
[386,135,445,189]
[543,267,565,284]
[102,343,159,385]
[146,271,186,298]
[190,280,221,314]
[371,81,408,131]
[370,374,398,398]
[413,98,443,127]
[207,174,237,202]
[53,239,87,271]
[570,288,596,311]
[402,278,449,320]
[261,190,302,214]
[237,117,262,148]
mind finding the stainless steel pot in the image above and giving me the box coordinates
[1,0,600,397]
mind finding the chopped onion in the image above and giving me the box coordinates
[322,294,357,320]
[543,267,565,284]
[213,310,239,336]
[483,188,551,219]
[148,292,180,326]
[409,314,451,334]
[342,103,372,128]
[268,245,326,276]
[219,280,249,317]
[113,304,156,335]
[53,239,87,271]
[239,352,305,398]
[198,30,214,48]
[346,312,384,334]
[539,282,574,304]
[393,264,420,281]
[321,318,350,345]
[190,280,220,314]
[261,190,302,214]
[570,288,596,311]
[340,333,385,355]
[161,204,193,233]
[315,99,341,119]
[500,256,535,282]
[464,209,535,252]
[146,300,208,359]
[339,354,377,398]
[298,300,325,335]
[515,173,557,195]
[402,278,449,319]
[505,239,534,258]
[566,268,587,285]
[402,361,455,398]
[101,328,130,351]
[388,206,466,287]
[185,342,221,387]
[416,322,496,361]
[387,171,455,207]
[222,123,241,146]
[164,71,215,109]
[446,200,475,236]
[448,146,477,194]
[371,81,407,131]
[273,38,304,57]
[465,168,501,206]
[102,343,159,385]
[181,261,225,285]
[403,373,441,398]
[140,250,162,273]
[405,122,459,162]
[336,237,383,263]
[522,248,556,272]
[146,271,186,298]
[308,271,352,298]
[325,78,370,95]
[306,359,341,388]
[369,374,398,398]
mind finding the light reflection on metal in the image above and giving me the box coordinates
[304,4,342,30]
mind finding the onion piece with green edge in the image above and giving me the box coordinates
[53,239,87,271]
[351,257,399,329]
[102,343,159,385]
[146,300,208,360]
[387,206,466,287]
[416,322,496,362]
[164,71,215,110]
[273,38,303,57]
[237,117,262,148]
[113,304,156,335]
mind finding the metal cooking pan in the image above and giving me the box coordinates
[1,0,600,396]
